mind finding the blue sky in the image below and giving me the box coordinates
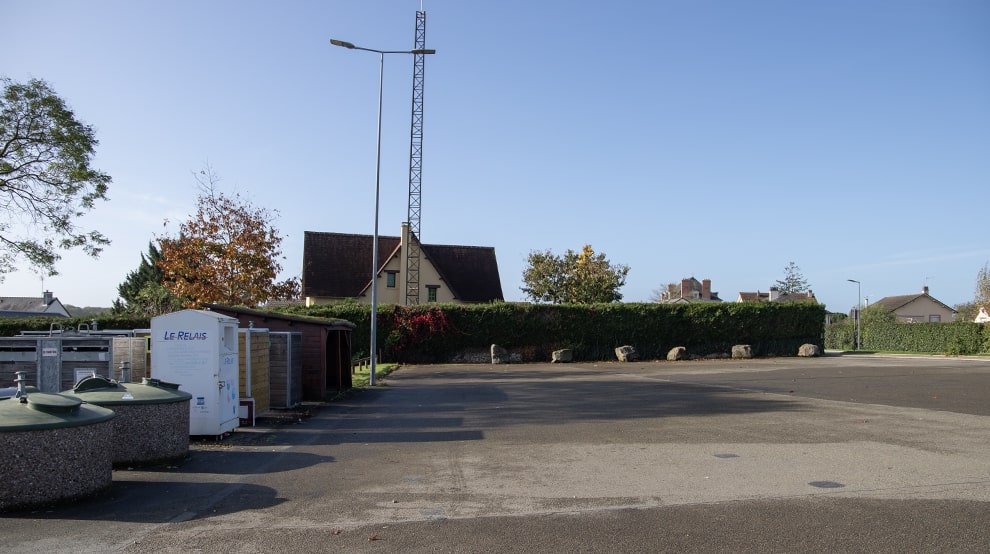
[3,0,988,312]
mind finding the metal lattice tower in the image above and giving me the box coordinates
[405,10,427,305]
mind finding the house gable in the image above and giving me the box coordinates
[421,243,504,302]
[873,287,957,323]
[661,277,721,303]
[303,229,503,305]
[0,293,70,318]
[735,288,818,304]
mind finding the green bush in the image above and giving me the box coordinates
[277,302,826,363]
[824,321,855,350]
[0,314,152,337]
[825,320,990,354]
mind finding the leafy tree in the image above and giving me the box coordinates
[128,282,183,317]
[157,166,299,308]
[954,301,978,323]
[649,282,679,303]
[774,261,810,294]
[957,262,990,321]
[976,262,990,308]
[115,242,164,307]
[0,77,110,279]
[113,242,181,315]
[522,244,629,304]
[861,303,896,325]
[521,249,567,304]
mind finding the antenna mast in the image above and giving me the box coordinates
[405,9,427,304]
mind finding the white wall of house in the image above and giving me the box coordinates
[375,250,456,305]
[306,249,458,306]
[893,297,956,323]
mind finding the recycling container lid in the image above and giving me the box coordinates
[0,391,115,432]
[63,375,192,406]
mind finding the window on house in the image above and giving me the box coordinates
[427,285,439,303]
[386,271,397,288]
[929,315,941,323]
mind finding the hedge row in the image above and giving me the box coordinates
[1,303,829,364]
[0,315,152,337]
[824,321,990,355]
[279,302,827,363]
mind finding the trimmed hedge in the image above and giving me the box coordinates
[0,315,152,337]
[2,303,834,363]
[825,321,990,355]
[279,302,826,363]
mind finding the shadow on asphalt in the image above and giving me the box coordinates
[2,481,285,523]
[160,450,335,475]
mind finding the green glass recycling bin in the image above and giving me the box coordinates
[0,391,115,512]
[63,376,192,465]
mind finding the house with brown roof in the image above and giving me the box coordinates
[872,286,957,323]
[303,223,504,306]
[660,278,722,303]
[0,291,70,318]
[736,287,818,303]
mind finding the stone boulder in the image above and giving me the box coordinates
[551,349,573,363]
[731,344,753,359]
[798,343,822,357]
[667,346,689,361]
[614,345,638,362]
[491,344,509,364]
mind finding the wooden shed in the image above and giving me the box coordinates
[269,332,303,409]
[203,304,355,401]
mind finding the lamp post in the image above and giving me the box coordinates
[330,38,436,386]
[847,279,861,350]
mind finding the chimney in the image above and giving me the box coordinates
[681,279,691,299]
[701,279,712,301]
[769,287,779,302]
[43,290,53,306]
[399,223,410,305]
[922,286,929,295]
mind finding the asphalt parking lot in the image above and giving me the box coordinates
[3,354,989,553]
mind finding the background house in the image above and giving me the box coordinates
[0,291,70,318]
[303,223,503,306]
[660,278,722,303]
[872,286,957,323]
[736,287,818,303]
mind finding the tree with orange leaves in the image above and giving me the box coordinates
[157,166,299,308]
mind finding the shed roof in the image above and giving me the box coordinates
[203,303,356,330]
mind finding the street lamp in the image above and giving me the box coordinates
[330,38,436,386]
[848,279,861,350]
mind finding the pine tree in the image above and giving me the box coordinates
[774,262,810,294]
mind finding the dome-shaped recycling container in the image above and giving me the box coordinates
[0,375,115,512]
[63,375,192,465]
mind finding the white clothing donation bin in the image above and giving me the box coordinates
[151,309,240,436]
